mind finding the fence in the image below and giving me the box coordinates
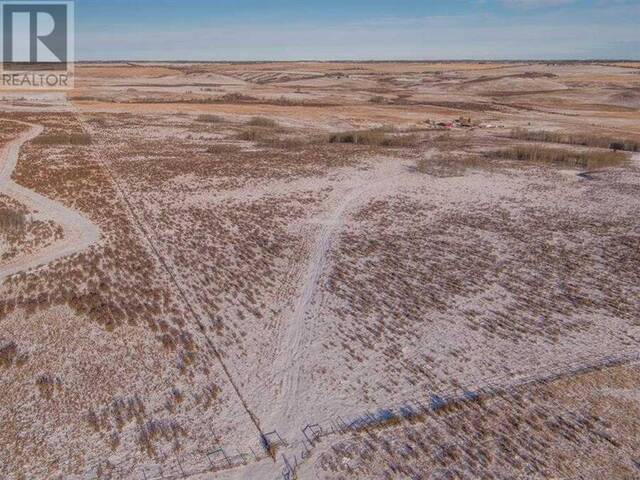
[277,349,640,479]
[17,348,640,480]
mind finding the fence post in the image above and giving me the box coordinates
[249,446,259,461]
[176,455,185,478]
[236,447,247,465]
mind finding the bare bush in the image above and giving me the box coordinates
[196,114,224,123]
[491,145,627,169]
[35,374,55,399]
[416,155,485,177]
[0,341,17,368]
[0,208,25,232]
[69,95,107,102]
[219,92,257,103]
[510,128,639,152]
[383,134,419,148]
[328,128,418,148]
[328,128,387,145]
[33,132,93,146]
[234,127,271,142]
[247,116,279,128]
[271,95,309,106]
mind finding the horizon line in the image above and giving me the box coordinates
[72,59,640,64]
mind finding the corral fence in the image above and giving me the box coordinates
[278,349,640,479]
[45,349,640,480]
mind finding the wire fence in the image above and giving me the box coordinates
[276,348,640,480]
[43,348,639,480]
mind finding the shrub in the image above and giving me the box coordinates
[0,341,17,367]
[509,128,639,152]
[0,208,25,231]
[196,114,224,123]
[272,95,302,106]
[492,145,627,169]
[609,142,625,152]
[33,132,92,146]
[234,127,269,142]
[220,92,257,103]
[328,128,417,148]
[329,129,384,145]
[416,154,483,177]
[247,116,279,128]
[35,374,55,399]
[69,95,107,102]
[382,134,419,148]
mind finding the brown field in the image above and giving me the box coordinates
[1,61,639,480]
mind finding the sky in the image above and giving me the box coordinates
[75,0,640,60]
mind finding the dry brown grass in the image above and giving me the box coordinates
[218,92,257,103]
[492,145,627,169]
[416,154,485,177]
[196,114,224,123]
[234,127,273,142]
[315,366,638,479]
[510,128,640,152]
[69,95,107,102]
[206,144,242,154]
[0,208,25,232]
[269,95,330,107]
[261,136,310,150]
[233,118,285,142]
[328,128,386,145]
[35,374,55,399]
[246,116,279,128]
[4,62,640,480]
[3,112,185,334]
[32,132,92,146]
[328,128,418,148]
[0,341,18,368]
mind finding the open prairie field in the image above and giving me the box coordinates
[1,61,640,479]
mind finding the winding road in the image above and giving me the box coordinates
[0,119,101,283]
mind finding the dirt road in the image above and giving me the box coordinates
[0,120,101,283]
[270,162,410,433]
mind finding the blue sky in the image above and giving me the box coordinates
[76,0,640,60]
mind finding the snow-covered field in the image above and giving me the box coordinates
[1,61,640,479]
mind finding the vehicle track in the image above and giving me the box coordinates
[0,119,101,283]
[271,165,409,430]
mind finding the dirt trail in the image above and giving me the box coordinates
[0,119,101,283]
[270,162,409,433]
[278,187,361,404]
